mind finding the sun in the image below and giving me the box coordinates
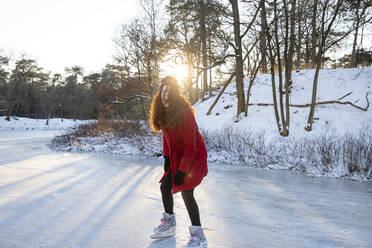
[173,64,188,83]
[161,61,188,85]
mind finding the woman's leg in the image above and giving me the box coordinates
[160,172,174,215]
[181,189,201,226]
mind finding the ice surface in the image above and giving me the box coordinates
[0,131,371,248]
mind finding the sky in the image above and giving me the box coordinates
[1,0,370,77]
[0,0,140,74]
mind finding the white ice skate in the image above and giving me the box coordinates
[182,226,207,248]
[150,212,176,239]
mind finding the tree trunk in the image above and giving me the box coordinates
[310,0,319,68]
[186,52,193,101]
[60,106,63,122]
[261,0,281,132]
[46,113,50,126]
[209,37,213,98]
[305,53,322,131]
[295,0,304,69]
[305,37,311,68]
[206,72,236,115]
[282,0,296,136]
[6,78,19,121]
[274,0,287,135]
[230,0,245,116]
[140,97,146,120]
[199,0,208,101]
[351,1,361,68]
[245,59,261,117]
[195,51,201,100]
[260,9,268,73]
[147,60,154,98]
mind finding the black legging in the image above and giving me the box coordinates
[160,171,201,226]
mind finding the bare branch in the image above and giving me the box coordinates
[206,72,236,115]
[248,92,370,111]
[337,92,352,101]
[240,5,260,39]
[194,41,237,70]
[113,95,151,105]
[324,16,372,52]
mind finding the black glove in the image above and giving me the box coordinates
[174,171,186,185]
[164,156,170,172]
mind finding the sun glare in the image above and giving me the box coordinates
[174,64,188,83]
[161,61,188,85]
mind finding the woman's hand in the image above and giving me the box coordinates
[174,171,186,185]
[164,156,170,172]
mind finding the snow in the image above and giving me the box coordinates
[0,131,371,248]
[194,67,372,137]
[0,117,92,131]
[63,134,142,155]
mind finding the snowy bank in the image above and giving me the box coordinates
[0,116,92,131]
[194,66,372,137]
[50,120,162,157]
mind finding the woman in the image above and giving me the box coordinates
[149,76,208,248]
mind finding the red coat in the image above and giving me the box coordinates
[160,110,208,194]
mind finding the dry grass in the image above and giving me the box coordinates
[201,127,372,180]
[51,121,371,180]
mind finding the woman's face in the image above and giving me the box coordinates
[161,84,171,108]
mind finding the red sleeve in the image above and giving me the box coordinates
[178,110,197,173]
[162,131,170,157]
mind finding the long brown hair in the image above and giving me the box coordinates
[149,76,194,132]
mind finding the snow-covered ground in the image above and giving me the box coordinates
[0,116,91,131]
[0,131,371,248]
[195,67,372,136]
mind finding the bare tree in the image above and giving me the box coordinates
[306,0,345,131]
[281,0,297,136]
[259,6,269,73]
[114,2,166,99]
[244,51,261,117]
[229,0,246,116]
[261,0,281,132]
[139,0,166,96]
[310,0,319,68]
[350,0,370,67]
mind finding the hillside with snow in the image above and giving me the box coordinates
[195,67,372,137]
[191,67,372,181]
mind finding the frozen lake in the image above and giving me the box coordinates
[0,131,371,248]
